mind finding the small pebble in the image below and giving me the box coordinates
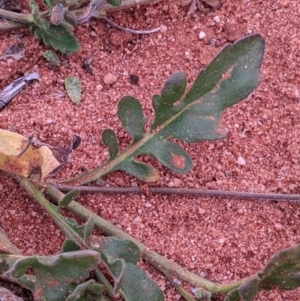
[160,25,168,33]
[199,31,206,40]
[237,156,246,165]
[210,38,217,47]
[96,84,103,91]
[218,238,226,244]
[90,31,98,37]
[103,73,117,85]
[173,178,182,187]
[199,271,207,278]
[185,51,191,59]
[213,15,220,23]
[134,216,142,223]
[168,181,175,187]
[46,118,53,124]
[198,207,206,214]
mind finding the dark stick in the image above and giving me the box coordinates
[56,184,300,202]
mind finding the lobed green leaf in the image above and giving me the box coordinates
[94,35,265,182]
[66,279,104,301]
[32,24,80,54]
[225,244,300,301]
[5,251,100,301]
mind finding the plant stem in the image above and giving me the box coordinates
[10,175,116,298]
[0,0,160,31]
[13,175,87,249]
[0,20,28,30]
[56,184,300,202]
[0,9,32,23]
[45,185,255,294]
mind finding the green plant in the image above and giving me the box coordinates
[2,34,300,301]
[0,0,155,54]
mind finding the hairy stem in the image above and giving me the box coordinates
[0,0,160,30]
[45,185,255,294]
[12,175,87,249]
[0,9,32,23]
[10,175,116,298]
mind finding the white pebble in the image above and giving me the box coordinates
[160,25,168,33]
[133,216,142,223]
[218,238,226,244]
[199,31,206,40]
[103,73,117,85]
[237,156,246,165]
[46,118,53,124]
[185,51,191,59]
[173,178,182,187]
[213,15,220,23]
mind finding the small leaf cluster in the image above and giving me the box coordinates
[1,0,121,54]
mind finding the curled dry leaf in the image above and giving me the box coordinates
[0,129,81,180]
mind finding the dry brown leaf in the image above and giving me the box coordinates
[0,129,81,180]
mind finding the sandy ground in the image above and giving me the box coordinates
[1,0,300,300]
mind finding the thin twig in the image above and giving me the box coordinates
[102,15,161,34]
[56,184,300,202]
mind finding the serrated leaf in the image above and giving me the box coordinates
[116,158,160,182]
[102,129,119,159]
[61,239,81,252]
[67,34,265,185]
[107,0,121,6]
[91,237,140,264]
[238,278,259,301]
[29,0,50,30]
[64,216,93,243]
[5,251,100,301]
[258,243,300,291]
[0,130,80,180]
[118,96,146,142]
[119,263,164,301]
[151,71,187,129]
[65,76,82,104]
[141,139,192,173]
[43,50,60,66]
[92,237,141,296]
[100,252,125,295]
[226,244,300,301]
[66,280,104,301]
[58,190,79,211]
[32,24,80,54]
[224,289,240,301]
[83,216,94,244]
